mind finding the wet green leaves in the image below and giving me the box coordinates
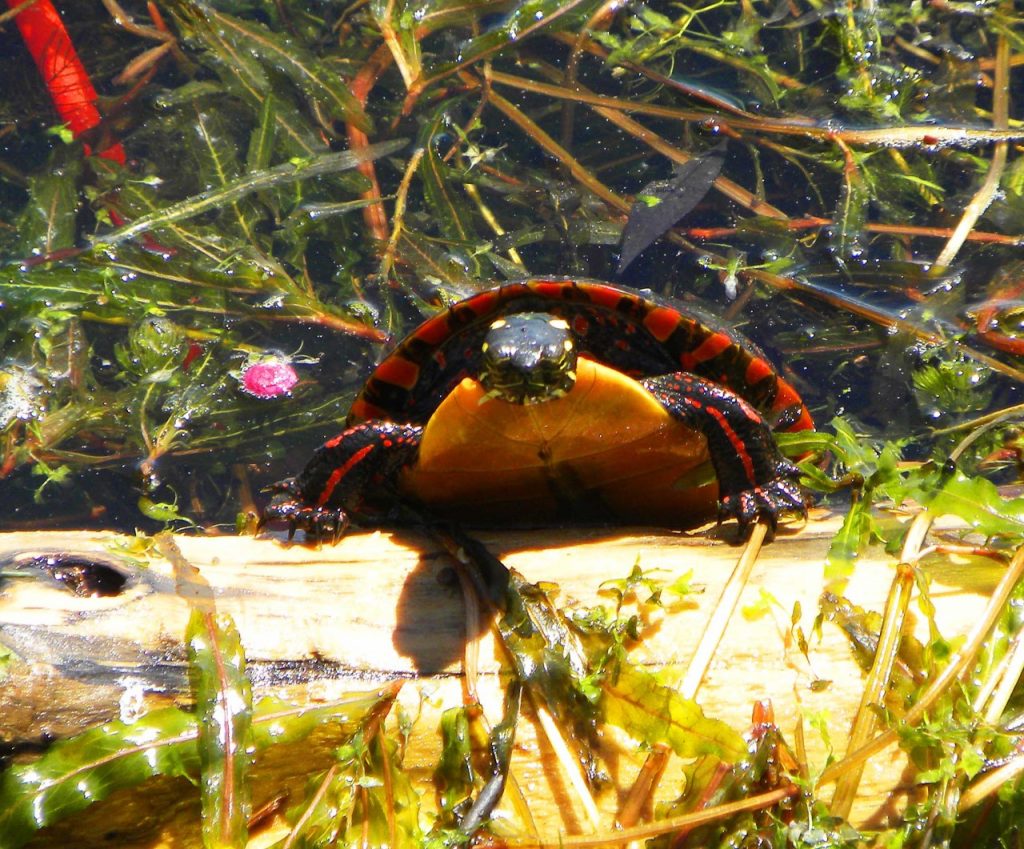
[173,4,371,139]
[187,610,254,848]
[923,471,1024,538]
[602,665,746,762]
[494,566,748,803]
[91,141,407,249]
[0,707,202,847]
[0,635,400,849]
[16,148,85,257]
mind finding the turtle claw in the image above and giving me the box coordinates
[718,461,806,538]
[258,479,351,544]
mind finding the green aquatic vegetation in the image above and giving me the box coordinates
[0,679,399,849]
[187,609,254,849]
[601,664,746,761]
[0,0,1018,530]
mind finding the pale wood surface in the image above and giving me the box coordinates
[0,515,1000,846]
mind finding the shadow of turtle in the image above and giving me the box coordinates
[391,525,508,675]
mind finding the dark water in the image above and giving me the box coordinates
[1,0,1021,534]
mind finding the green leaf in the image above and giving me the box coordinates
[190,106,264,243]
[251,685,403,750]
[89,140,408,248]
[277,743,363,846]
[832,148,869,260]
[15,148,84,256]
[247,93,278,173]
[921,471,1024,538]
[258,686,404,845]
[420,0,607,84]
[182,6,370,134]
[370,0,422,84]
[500,570,589,690]
[434,708,475,822]
[137,496,189,523]
[169,11,324,158]
[601,664,746,762]
[45,124,76,145]
[0,686,401,849]
[315,733,423,843]
[0,707,200,848]
[187,609,254,849]
[418,106,480,266]
[775,428,835,459]
[825,498,876,581]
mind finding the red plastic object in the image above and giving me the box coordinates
[8,0,126,164]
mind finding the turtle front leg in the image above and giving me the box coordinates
[259,421,422,542]
[641,373,805,534]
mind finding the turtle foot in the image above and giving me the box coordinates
[718,461,806,538]
[257,479,350,544]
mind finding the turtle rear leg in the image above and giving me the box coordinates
[259,421,422,542]
[641,372,805,534]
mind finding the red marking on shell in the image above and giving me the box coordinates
[415,313,457,346]
[773,379,815,432]
[643,306,684,342]
[318,443,374,506]
[463,289,504,321]
[240,360,298,399]
[348,398,387,423]
[528,279,572,301]
[582,282,632,311]
[688,332,733,364]
[373,354,421,390]
[744,357,774,388]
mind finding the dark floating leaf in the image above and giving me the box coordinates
[617,143,727,275]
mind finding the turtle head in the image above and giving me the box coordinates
[479,313,578,405]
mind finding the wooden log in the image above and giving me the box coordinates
[0,515,1002,846]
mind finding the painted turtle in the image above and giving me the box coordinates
[260,278,812,540]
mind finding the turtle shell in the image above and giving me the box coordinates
[350,278,811,430]
[347,278,811,527]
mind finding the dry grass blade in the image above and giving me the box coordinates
[379,146,426,282]
[932,6,1012,270]
[830,510,932,818]
[680,521,769,699]
[818,539,1024,789]
[532,699,602,830]
[477,81,630,214]
[506,785,797,848]
[488,67,1024,146]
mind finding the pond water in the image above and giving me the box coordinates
[0,0,1022,535]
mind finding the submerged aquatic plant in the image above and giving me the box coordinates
[0,0,1021,529]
